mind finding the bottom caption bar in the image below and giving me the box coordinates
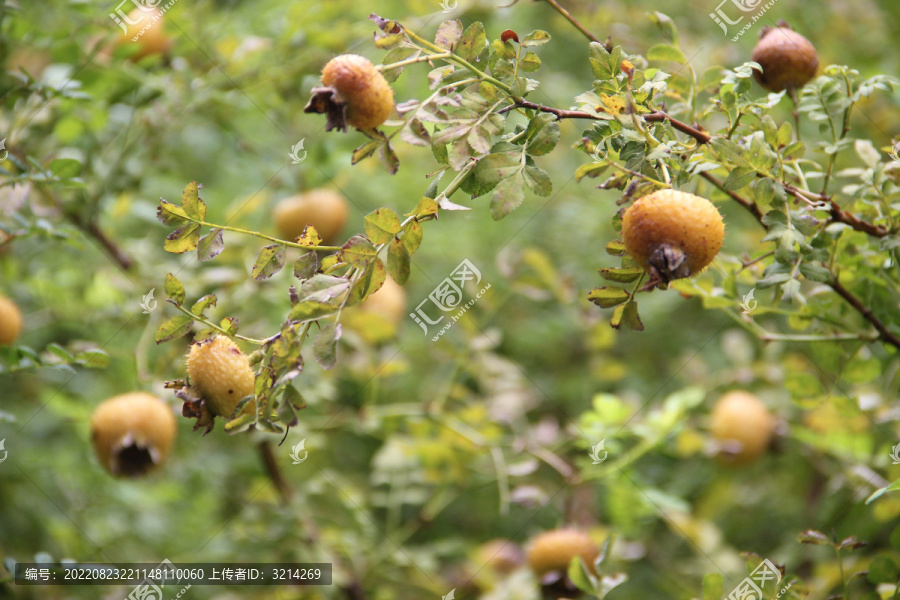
[14,561,332,586]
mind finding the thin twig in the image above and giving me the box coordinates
[541,0,612,51]
[258,441,292,504]
[782,182,891,237]
[700,172,764,222]
[831,277,900,350]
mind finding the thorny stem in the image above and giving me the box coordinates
[174,303,266,345]
[540,0,611,50]
[197,220,342,251]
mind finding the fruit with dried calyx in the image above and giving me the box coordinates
[527,528,599,577]
[186,336,256,419]
[621,189,724,285]
[304,54,394,131]
[0,295,23,345]
[751,23,818,92]
[274,189,349,245]
[710,390,775,463]
[90,392,176,478]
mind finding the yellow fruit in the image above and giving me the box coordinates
[90,392,176,478]
[113,8,172,61]
[710,390,775,463]
[752,25,818,92]
[305,54,394,131]
[475,539,525,574]
[186,336,256,418]
[359,276,407,325]
[274,189,349,245]
[527,529,599,576]
[0,295,23,345]
[622,190,724,283]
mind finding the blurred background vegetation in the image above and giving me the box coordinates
[1,0,899,598]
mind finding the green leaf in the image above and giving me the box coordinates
[523,165,551,196]
[50,158,82,179]
[348,258,387,306]
[364,208,401,244]
[867,479,900,504]
[648,11,679,46]
[490,174,525,220]
[402,220,423,254]
[588,286,630,308]
[381,46,419,83]
[701,573,724,600]
[164,223,201,254]
[352,140,380,164]
[387,239,411,284]
[611,300,644,331]
[798,262,831,283]
[197,228,224,261]
[313,322,342,370]
[181,181,206,222]
[219,317,238,336]
[155,315,193,343]
[294,252,318,280]
[297,274,351,304]
[526,121,560,156]
[519,51,541,72]
[723,166,757,191]
[466,152,521,197]
[567,557,597,595]
[797,530,832,545]
[521,29,551,47]
[251,244,286,280]
[598,267,643,283]
[289,300,337,322]
[606,240,627,256]
[340,235,377,269]
[407,197,439,217]
[647,44,686,64]
[74,349,109,369]
[575,161,609,182]
[435,19,463,50]
[379,140,399,175]
[458,22,486,62]
[867,556,898,584]
[164,273,185,306]
[156,200,189,226]
[191,294,217,316]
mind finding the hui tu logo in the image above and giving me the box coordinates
[0,439,7,463]
[442,589,456,600]
[0,138,7,161]
[289,138,307,164]
[740,288,757,314]
[409,259,492,341]
[890,443,900,465]
[589,439,608,464]
[139,288,157,314]
[290,439,308,464]
[439,0,458,13]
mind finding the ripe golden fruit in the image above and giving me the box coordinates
[274,189,349,245]
[622,190,724,284]
[113,8,172,61]
[710,390,775,463]
[186,336,256,419]
[527,529,599,576]
[90,392,176,478]
[751,25,818,92]
[0,295,23,345]
[475,539,525,574]
[359,276,407,325]
[304,54,394,131]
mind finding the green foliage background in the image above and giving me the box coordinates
[1,0,899,599]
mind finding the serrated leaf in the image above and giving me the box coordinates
[340,235,377,268]
[799,262,831,283]
[50,158,82,179]
[164,223,201,254]
[611,299,644,330]
[435,19,463,50]
[521,29,551,47]
[606,240,627,256]
[401,118,431,147]
[467,152,521,198]
[294,252,318,280]
[155,315,193,343]
[297,225,323,247]
[588,286,630,308]
[298,274,351,304]
[723,166,757,191]
[458,22,486,62]
[348,258,387,306]
[402,220,423,254]
[519,52,541,72]
[157,200,190,226]
[197,228,224,261]
[219,317,238,336]
[313,322,342,370]
[352,140,380,164]
[523,165,551,196]
[526,121,560,156]
[164,273,185,306]
[251,244,286,280]
[379,140,399,174]
[387,239,411,284]
[191,294,217,316]
[647,43,686,63]
[181,181,206,221]
[364,208,402,244]
[490,174,525,220]
[598,267,643,283]
[406,197,439,217]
